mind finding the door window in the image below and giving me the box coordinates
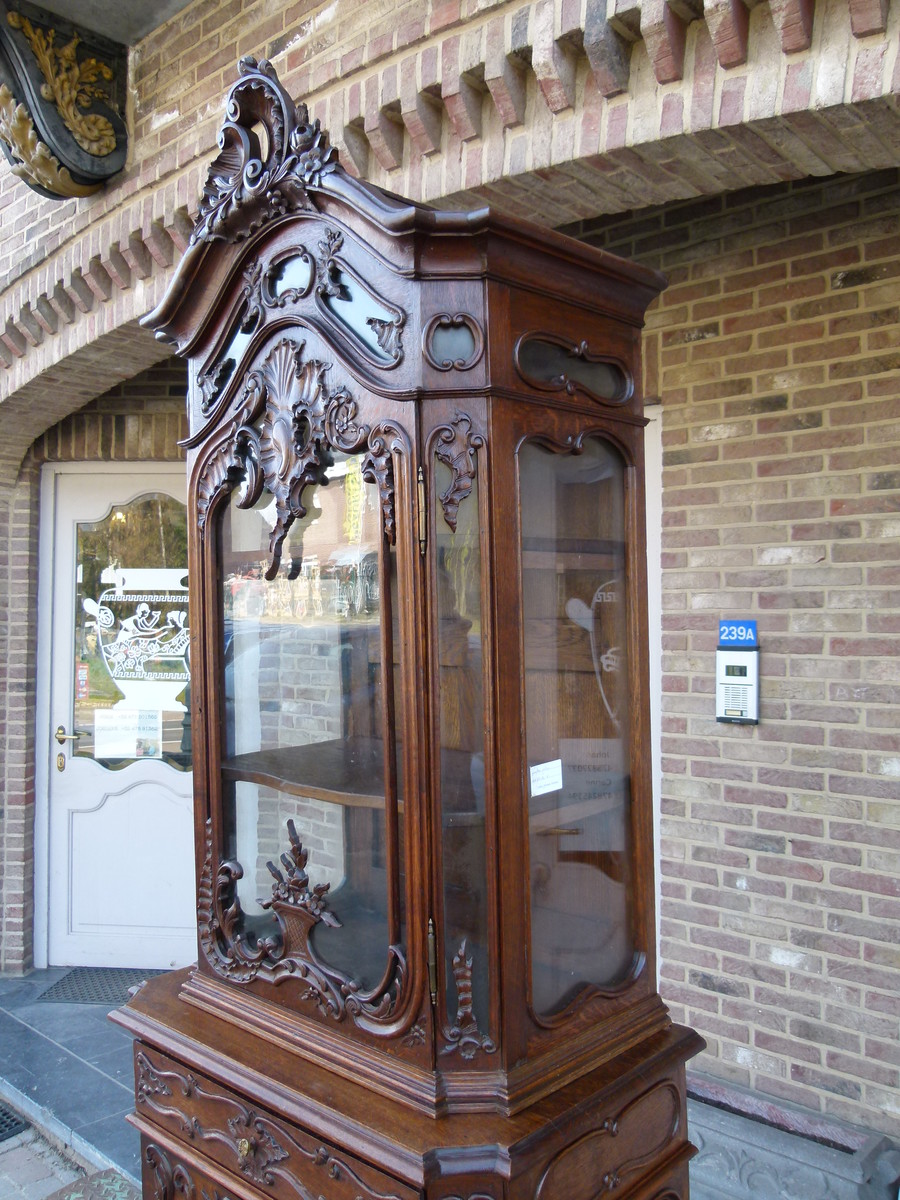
[74,492,191,769]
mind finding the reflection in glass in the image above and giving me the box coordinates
[322,268,401,362]
[74,493,190,770]
[218,453,402,990]
[268,252,314,304]
[435,458,490,1042]
[519,438,634,1016]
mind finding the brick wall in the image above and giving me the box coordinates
[0,357,186,973]
[4,0,900,435]
[565,169,900,1136]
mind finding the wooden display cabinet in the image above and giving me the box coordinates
[113,57,703,1200]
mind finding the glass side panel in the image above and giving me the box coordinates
[74,493,190,770]
[519,438,634,1017]
[517,337,628,403]
[218,453,401,989]
[435,458,490,1042]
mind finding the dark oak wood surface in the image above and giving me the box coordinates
[125,56,703,1200]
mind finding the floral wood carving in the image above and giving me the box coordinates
[6,12,115,155]
[197,821,408,1032]
[440,939,496,1061]
[431,412,484,531]
[315,229,405,366]
[193,56,338,245]
[195,337,405,574]
[0,82,98,196]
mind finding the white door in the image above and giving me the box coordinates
[36,465,196,968]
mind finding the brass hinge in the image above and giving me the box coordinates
[427,917,437,1005]
[417,466,427,556]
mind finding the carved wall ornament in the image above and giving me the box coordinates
[423,313,485,372]
[440,939,496,1061]
[6,11,115,155]
[0,3,126,198]
[430,412,485,531]
[514,332,632,406]
[193,56,338,245]
[197,821,409,1031]
[0,82,98,196]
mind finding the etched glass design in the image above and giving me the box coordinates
[74,493,190,769]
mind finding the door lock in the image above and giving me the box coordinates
[54,725,83,745]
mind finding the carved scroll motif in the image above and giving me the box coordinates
[6,12,115,155]
[514,333,632,407]
[362,422,406,543]
[197,821,408,1031]
[535,1081,682,1200]
[315,229,405,366]
[138,1050,408,1200]
[422,313,484,372]
[440,939,496,1061]
[193,56,338,245]
[145,1144,196,1200]
[431,413,484,531]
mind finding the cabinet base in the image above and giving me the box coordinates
[114,971,704,1200]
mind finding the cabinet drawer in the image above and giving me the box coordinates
[134,1044,419,1200]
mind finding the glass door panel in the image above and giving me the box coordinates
[519,437,634,1017]
[218,452,403,990]
[434,456,492,1052]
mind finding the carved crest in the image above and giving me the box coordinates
[196,337,409,576]
[197,821,408,1032]
[193,56,338,245]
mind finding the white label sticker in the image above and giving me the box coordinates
[530,758,563,797]
[94,708,163,759]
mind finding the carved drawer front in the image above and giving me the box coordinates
[134,1045,420,1200]
[534,1078,687,1200]
[143,1138,244,1200]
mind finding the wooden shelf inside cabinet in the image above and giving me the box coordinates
[222,737,391,808]
[222,737,483,814]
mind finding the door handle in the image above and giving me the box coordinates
[54,725,84,745]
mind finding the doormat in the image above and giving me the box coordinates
[37,968,165,1006]
[0,1099,29,1144]
[46,1169,141,1200]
